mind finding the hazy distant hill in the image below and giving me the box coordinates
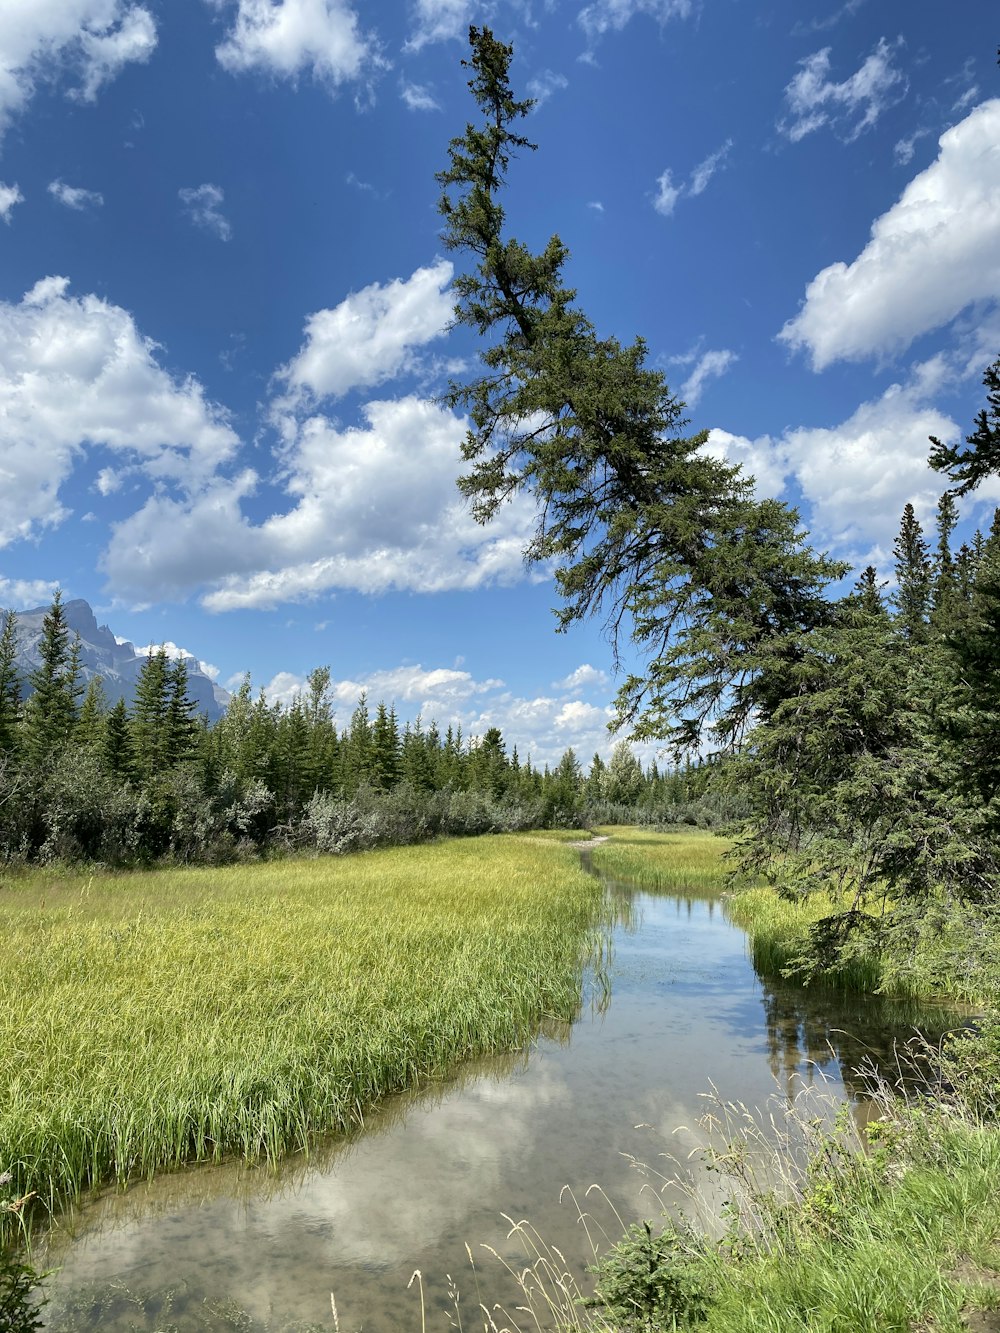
[3,599,230,722]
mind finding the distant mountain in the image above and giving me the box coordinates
[3,599,230,722]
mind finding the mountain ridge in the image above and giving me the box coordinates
[2,598,230,722]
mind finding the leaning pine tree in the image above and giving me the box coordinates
[438,27,842,757]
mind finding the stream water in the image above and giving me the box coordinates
[39,867,964,1332]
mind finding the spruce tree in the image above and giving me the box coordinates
[929,355,1000,494]
[438,27,843,753]
[891,504,931,641]
[21,592,82,772]
[0,612,21,757]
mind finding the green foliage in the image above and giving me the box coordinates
[590,1220,709,1330]
[0,1247,45,1333]
[930,355,1000,496]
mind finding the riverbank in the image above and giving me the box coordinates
[0,835,602,1244]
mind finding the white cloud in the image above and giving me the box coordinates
[179,183,232,241]
[0,276,239,550]
[0,183,23,221]
[588,200,604,214]
[133,640,220,680]
[652,140,732,218]
[527,69,568,109]
[705,365,961,547]
[680,349,737,407]
[399,80,439,112]
[653,169,680,217]
[780,100,1000,370]
[893,127,928,166]
[214,0,376,89]
[405,0,469,51]
[73,4,156,101]
[95,466,123,495]
[554,664,608,692]
[579,0,693,43]
[0,3,156,142]
[689,139,732,195]
[48,179,104,210]
[0,576,61,609]
[701,428,790,504]
[276,260,453,403]
[779,37,906,143]
[101,395,539,607]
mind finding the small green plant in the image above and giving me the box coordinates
[0,1173,45,1333]
[589,1220,710,1330]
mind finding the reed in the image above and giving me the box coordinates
[0,836,602,1238]
[589,827,731,894]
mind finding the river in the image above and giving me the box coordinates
[38,865,962,1332]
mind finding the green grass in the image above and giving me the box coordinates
[588,826,731,894]
[0,835,602,1237]
[683,1112,1000,1333]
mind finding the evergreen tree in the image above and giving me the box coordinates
[438,27,843,755]
[21,592,82,772]
[929,355,1000,494]
[165,657,200,768]
[891,504,931,641]
[0,611,21,757]
[129,647,172,784]
[932,492,960,625]
[103,697,132,779]
[602,740,644,806]
[371,701,401,791]
[77,677,108,751]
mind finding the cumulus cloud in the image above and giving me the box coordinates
[0,183,23,221]
[680,349,737,407]
[778,36,907,143]
[179,183,232,240]
[214,0,376,89]
[579,0,693,43]
[780,100,1000,370]
[132,640,220,680]
[0,276,239,550]
[0,3,156,142]
[554,664,608,692]
[705,365,961,547]
[276,260,453,403]
[652,141,732,217]
[101,395,539,607]
[48,180,104,210]
[0,575,61,609]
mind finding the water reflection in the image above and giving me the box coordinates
[40,876,967,1333]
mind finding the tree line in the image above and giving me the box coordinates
[0,594,717,866]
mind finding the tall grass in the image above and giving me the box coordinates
[588,827,730,894]
[0,836,602,1239]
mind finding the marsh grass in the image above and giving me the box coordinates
[0,836,603,1240]
[589,828,730,895]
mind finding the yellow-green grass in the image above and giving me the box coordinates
[721,884,888,992]
[0,836,601,1236]
[589,826,731,894]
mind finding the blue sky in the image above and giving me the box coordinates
[0,0,997,765]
